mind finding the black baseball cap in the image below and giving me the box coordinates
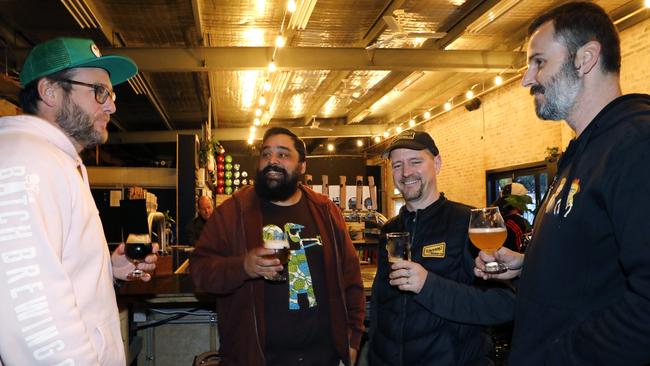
[382,130,439,159]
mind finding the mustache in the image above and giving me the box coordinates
[262,165,287,176]
[530,84,545,95]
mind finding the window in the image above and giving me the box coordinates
[486,164,551,224]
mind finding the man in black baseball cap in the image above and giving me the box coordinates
[382,130,439,159]
[368,130,514,365]
[0,38,157,365]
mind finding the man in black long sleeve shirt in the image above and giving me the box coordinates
[476,3,650,364]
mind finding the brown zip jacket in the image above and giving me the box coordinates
[190,185,365,366]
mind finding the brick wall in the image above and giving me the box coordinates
[385,17,650,210]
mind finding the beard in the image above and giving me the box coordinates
[254,164,301,202]
[55,94,107,149]
[398,176,424,202]
[530,58,581,121]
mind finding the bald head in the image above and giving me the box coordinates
[198,196,214,220]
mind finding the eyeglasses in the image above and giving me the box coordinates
[60,79,116,104]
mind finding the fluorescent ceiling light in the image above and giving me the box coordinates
[288,0,317,30]
[466,0,522,34]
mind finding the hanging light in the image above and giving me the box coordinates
[444,102,452,111]
[268,61,277,73]
[465,90,474,99]
[408,119,416,127]
[423,111,431,119]
[494,75,503,86]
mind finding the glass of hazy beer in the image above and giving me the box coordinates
[125,233,153,280]
[386,232,411,263]
[263,234,291,281]
[469,207,507,274]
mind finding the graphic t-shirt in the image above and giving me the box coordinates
[261,196,339,365]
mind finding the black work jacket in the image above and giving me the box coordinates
[368,194,515,366]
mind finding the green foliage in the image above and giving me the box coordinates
[199,138,223,165]
[504,194,533,213]
[545,146,561,162]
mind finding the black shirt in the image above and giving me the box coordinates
[261,196,339,366]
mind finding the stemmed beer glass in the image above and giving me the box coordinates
[468,207,508,274]
[125,233,153,280]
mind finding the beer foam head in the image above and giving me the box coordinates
[126,233,151,244]
[264,239,289,249]
[468,228,506,234]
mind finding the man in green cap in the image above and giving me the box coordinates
[0,38,156,365]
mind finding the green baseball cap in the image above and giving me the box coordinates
[20,37,137,87]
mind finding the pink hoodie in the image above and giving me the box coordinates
[0,115,124,365]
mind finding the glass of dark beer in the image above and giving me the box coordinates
[263,236,291,281]
[125,233,153,280]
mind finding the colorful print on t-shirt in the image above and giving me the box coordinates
[285,222,322,310]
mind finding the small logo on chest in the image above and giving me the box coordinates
[422,242,446,258]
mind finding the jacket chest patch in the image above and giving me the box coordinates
[422,242,446,258]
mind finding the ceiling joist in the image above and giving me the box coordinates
[27,47,526,73]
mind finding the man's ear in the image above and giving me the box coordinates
[299,161,307,175]
[575,41,601,76]
[37,78,58,107]
[434,154,442,175]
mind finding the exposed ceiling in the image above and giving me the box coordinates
[0,0,646,166]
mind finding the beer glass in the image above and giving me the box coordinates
[468,207,508,274]
[125,233,153,280]
[386,232,411,263]
[263,234,291,281]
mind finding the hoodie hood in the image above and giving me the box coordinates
[0,114,81,163]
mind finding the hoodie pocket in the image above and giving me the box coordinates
[93,317,125,366]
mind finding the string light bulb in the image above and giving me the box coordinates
[250,126,256,132]
[444,102,452,111]
[254,118,261,126]
[247,138,254,145]
[374,136,381,143]
[356,139,363,147]
[268,61,277,73]
[263,80,271,92]
[287,0,297,12]
[396,126,403,133]
[409,119,416,127]
[383,131,389,138]
[327,143,334,152]
[465,89,474,99]
[494,75,503,86]
[275,34,286,48]
[259,96,267,106]
[255,108,262,117]
[423,111,431,119]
